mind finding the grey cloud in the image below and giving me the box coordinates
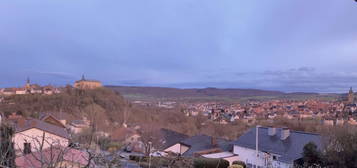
[35,72,77,80]
[177,67,357,93]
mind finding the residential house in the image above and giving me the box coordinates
[12,118,70,155]
[336,118,345,126]
[348,117,357,125]
[15,88,27,95]
[162,134,238,164]
[111,127,141,144]
[232,127,322,168]
[3,88,16,95]
[29,84,43,94]
[69,118,90,134]
[111,127,144,152]
[159,128,189,155]
[43,85,55,95]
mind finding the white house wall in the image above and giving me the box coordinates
[233,145,265,167]
[164,144,181,153]
[13,128,69,154]
[180,144,189,154]
[164,143,189,154]
[233,145,293,168]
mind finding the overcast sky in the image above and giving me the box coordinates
[0,0,357,92]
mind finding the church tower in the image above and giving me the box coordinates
[25,77,31,93]
[348,87,354,104]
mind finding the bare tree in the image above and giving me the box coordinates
[139,123,163,156]
[15,131,91,168]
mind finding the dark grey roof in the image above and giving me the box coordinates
[71,120,87,125]
[232,127,322,163]
[160,128,189,149]
[181,134,232,157]
[15,118,69,139]
[3,88,15,92]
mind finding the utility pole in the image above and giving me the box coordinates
[255,125,260,168]
[148,141,152,168]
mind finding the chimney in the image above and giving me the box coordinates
[17,118,26,128]
[280,128,290,140]
[30,120,37,127]
[268,127,276,136]
[211,137,218,147]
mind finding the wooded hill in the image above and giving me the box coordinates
[0,88,128,131]
[0,87,250,139]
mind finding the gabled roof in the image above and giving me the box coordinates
[3,88,16,92]
[160,128,189,149]
[232,127,322,163]
[181,134,232,157]
[40,114,66,128]
[15,118,69,139]
[70,120,89,127]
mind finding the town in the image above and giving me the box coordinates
[0,77,356,168]
[181,88,357,126]
[1,0,357,168]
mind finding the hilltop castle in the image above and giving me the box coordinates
[73,75,102,89]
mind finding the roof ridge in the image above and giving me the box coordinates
[257,127,320,136]
[290,130,320,136]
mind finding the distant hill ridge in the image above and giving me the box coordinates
[106,86,319,100]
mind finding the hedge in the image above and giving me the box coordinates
[193,158,230,168]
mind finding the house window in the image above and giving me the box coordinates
[24,143,31,154]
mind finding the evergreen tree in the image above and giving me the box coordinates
[0,123,16,168]
[302,142,323,167]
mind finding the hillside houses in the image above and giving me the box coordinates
[0,78,60,96]
[181,93,357,126]
[68,118,91,134]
